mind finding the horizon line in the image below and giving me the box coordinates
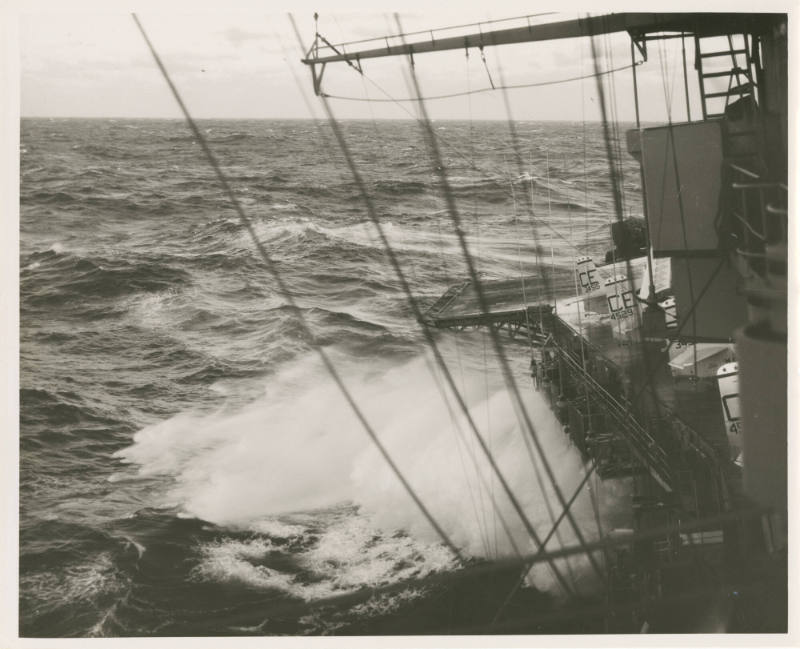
[20,115,650,124]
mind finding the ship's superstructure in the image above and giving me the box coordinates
[301,12,788,632]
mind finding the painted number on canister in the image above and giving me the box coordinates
[604,276,635,320]
[717,362,741,457]
[575,257,600,292]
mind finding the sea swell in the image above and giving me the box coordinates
[22,252,192,306]
[19,117,641,636]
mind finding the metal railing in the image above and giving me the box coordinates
[553,339,674,492]
[726,162,788,276]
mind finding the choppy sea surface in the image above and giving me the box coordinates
[19,118,641,636]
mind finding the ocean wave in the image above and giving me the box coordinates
[209,132,249,143]
[71,143,138,160]
[305,305,391,336]
[20,518,129,570]
[164,133,195,143]
[76,167,114,179]
[20,387,120,429]
[21,551,126,605]
[191,510,454,605]
[270,201,298,211]
[20,531,135,638]
[113,351,620,593]
[550,199,591,212]
[24,188,163,215]
[19,118,645,636]
[373,179,428,195]
[23,253,192,305]
[30,190,78,204]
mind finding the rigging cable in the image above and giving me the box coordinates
[589,14,668,464]
[421,56,494,555]
[396,13,604,585]
[491,58,571,533]
[658,38,699,376]
[132,13,465,563]
[321,55,617,261]
[490,462,598,625]
[464,50,501,558]
[479,46,496,89]
[314,87,572,589]
[630,38,659,303]
[504,149,575,570]
[273,18,755,626]
[611,42,629,220]
[290,13,576,590]
[568,102,609,583]
[434,350,515,558]
[495,59,553,307]
[581,41,592,251]
[615,38,740,465]
[624,253,729,434]
[366,46,495,554]
[681,32,692,121]
[589,17,646,340]
[389,82,494,556]
[286,22,510,562]
[307,28,644,270]
[574,69,606,544]
[286,25,510,562]
[320,61,642,103]
[471,52,599,582]
[505,153,533,352]
[467,53,499,554]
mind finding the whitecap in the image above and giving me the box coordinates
[119,350,628,598]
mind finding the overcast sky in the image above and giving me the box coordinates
[16,1,784,122]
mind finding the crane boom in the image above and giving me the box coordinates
[301,12,779,66]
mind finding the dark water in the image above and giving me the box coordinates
[19,117,641,636]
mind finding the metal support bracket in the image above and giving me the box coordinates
[310,62,327,96]
[318,33,364,75]
[629,32,648,61]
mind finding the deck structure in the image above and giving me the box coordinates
[421,276,552,336]
[423,274,731,514]
[301,8,788,632]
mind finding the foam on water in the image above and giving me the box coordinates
[191,513,455,602]
[20,552,128,611]
[116,351,627,596]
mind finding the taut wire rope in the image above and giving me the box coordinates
[291,14,577,590]
[133,12,465,562]
[315,39,642,261]
[492,54,598,582]
[397,13,604,585]
[285,23,509,560]
[320,62,641,103]
[657,38,699,376]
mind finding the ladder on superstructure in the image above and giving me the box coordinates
[695,33,758,119]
